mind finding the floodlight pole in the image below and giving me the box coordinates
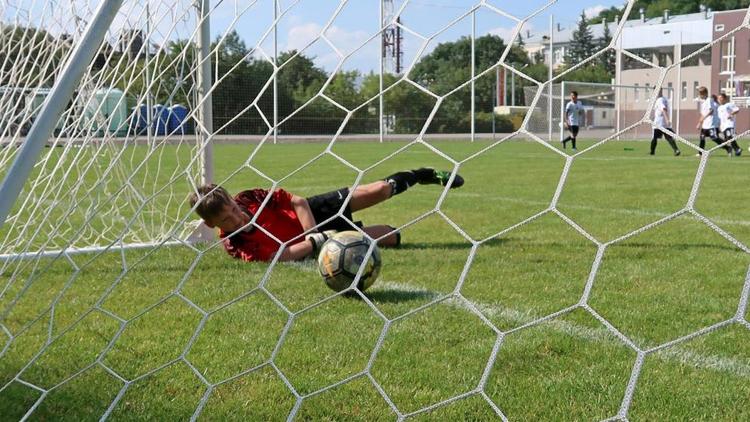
[548,15,553,143]
[730,35,736,100]
[615,31,622,140]
[492,67,497,140]
[196,0,214,185]
[0,0,124,231]
[145,2,153,144]
[470,9,475,142]
[511,63,515,107]
[676,31,682,136]
[273,0,279,144]
[379,0,385,143]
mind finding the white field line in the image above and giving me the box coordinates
[372,280,750,379]
[285,259,750,378]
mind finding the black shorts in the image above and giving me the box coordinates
[306,188,363,232]
[700,128,718,139]
[568,125,579,137]
[723,128,736,139]
[653,128,674,141]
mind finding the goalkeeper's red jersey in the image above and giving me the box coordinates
[219,189,304,262]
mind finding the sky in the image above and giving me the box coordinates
[3,0,628,73]
[206,0,628,73]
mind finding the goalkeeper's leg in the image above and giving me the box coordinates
[349,168,464,212]
[363,225,400,247]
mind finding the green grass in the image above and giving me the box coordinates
[1,138,750,421]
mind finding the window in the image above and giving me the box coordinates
[623,48,654,70]
[602,110,607,118]
[667,82,673,99]
[693,81,700,99]
[681,81,688,100]
[715,24,725,32]
[721,38,735,74]
[722,79,736,97]
[554,48,563,64]
[682,44,711,67]
[634,83,640,101]
[657,51,673,67]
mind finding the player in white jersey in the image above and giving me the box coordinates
[650,89,680,156]
[717,93,742,156]
[695,87,731,155]
[562,91,584,151]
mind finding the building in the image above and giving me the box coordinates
[524,20,613,70]
[523,6,749,136]
[118,29,146,60]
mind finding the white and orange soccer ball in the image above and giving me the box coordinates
[317,231,381,292]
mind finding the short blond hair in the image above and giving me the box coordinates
[698,86,708,97]
[189,184,233,220]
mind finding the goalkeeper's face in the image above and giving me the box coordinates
[206,201,250,232]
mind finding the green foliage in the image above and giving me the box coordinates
[598,20,615,75]
[566,12,596,66]
[0,25,69,88]
[588,6,623,25]
[410,35,528,132]
[556,63,613,84]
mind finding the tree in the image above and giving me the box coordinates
[598,20,615,76]
[557,63,612,84]
[566,11,596,66]
[589,6,622,24]
[408,34,529,132]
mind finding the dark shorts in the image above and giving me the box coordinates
[653,128,674,141]
[306,188,363,232]
[700,128,718,139]
[723,128,736,139]
[568,125,579,137]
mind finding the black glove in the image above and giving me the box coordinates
[305,230,337,253]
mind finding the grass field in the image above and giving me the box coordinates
[1,137,749,421]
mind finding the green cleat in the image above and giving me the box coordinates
[413,167,464,188]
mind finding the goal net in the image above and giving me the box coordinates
[0,0,206,261]
[0,0,748,420]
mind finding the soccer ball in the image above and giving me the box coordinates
[317,231,382,292]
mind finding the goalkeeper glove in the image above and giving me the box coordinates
[305,230,337,254]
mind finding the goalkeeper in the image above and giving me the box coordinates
[188,168,464,262]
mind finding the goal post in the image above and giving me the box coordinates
[0,0,124,232]
[0,0,216,262]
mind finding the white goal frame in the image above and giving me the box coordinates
[0,0,215,261]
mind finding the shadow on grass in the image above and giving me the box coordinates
[364,288,439,304]
[396,237,507,250]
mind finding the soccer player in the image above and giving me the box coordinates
[717,93,742,156]
[562,90,584,151]
[650,89,680,156]
[695,87,731,155]
[188,168,464,262]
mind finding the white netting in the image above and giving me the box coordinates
[0,0,749,420]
